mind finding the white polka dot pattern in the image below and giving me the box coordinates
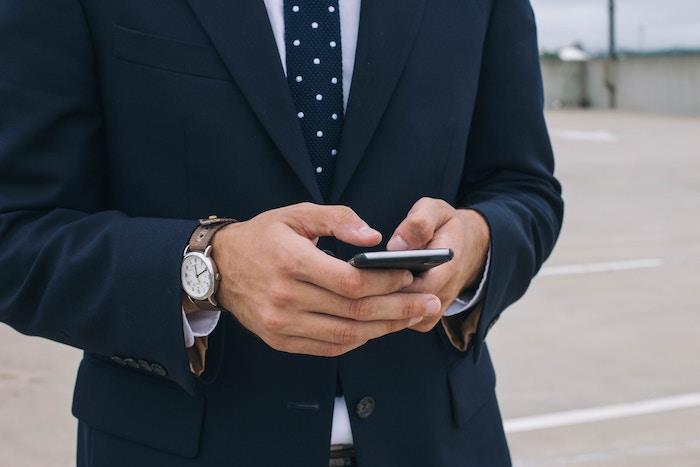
[284,0,344,199]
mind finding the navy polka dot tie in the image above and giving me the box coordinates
[284,0,344,200]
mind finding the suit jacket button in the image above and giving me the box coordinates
[123,358,140,369]
[110,356,126,366]
[151,364,167,377]
[137,360,153,372]
[355,396,375,419]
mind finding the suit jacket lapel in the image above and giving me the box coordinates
[186,0,324,203]
[329,0,428,203]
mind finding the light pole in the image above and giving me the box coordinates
[606,0,617,108]
[608,0,617,60]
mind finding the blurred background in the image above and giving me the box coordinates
[497,1,700,465]
[1,1,698,466]
[534,0,700,114]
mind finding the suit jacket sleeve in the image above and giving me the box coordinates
[454,0,565,359]
[0,0,200,394]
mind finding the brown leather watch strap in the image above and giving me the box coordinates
[188,216,238,252]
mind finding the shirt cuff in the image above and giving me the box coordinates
[182,308,221,348]
[442,247,491,317]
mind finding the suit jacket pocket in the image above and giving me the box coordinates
[72,354,205,458]
[112,23,231,81]
[446,345,497,428]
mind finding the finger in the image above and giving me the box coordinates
[285,203,382,247]
[402,265,450,294]
[281,310,423,345]
[293,282,440,321]
[265,334,364,357]
[408,314,443,333]
[387,198,453,251]
[339,292,441,322]
[293,248,415,299]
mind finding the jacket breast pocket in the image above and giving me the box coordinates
[112,23,231,81]
[72,354,205,458]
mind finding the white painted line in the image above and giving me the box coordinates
[539,258,663,277]
[504,393,700,434]
[550,128,619,142]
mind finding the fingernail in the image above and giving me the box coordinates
[402,272,414,287]
[358,225,380,237]
[408,316,423,326]
[387,234,408,251]
[425,297,441,315]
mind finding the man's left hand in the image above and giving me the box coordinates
[387,198,490,332]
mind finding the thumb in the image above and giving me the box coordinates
[387,198,453,251]
[286,203,382,247]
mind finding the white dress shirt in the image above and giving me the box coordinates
[183,0,489,446]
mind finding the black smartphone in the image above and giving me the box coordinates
[349,248,453,274]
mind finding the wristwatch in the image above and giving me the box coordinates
[181,215,237,312]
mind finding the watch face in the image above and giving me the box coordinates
[181,252,215,300]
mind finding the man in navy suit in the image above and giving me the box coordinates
[0,0,562,465]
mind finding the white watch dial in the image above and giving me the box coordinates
[181,252,214,300]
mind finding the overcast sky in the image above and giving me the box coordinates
[530,0,700,52]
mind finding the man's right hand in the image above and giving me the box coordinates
[211,203,442,357]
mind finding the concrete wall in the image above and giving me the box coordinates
[541,55,700,116]
[540,58,588,108]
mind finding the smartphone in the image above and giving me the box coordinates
[349,248,453,274]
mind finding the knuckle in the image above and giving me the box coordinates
[332,324,359,345]
[261,310,285,332]
[268,283,291,306]
[270,244,288,267]
[288,202,315,221]
[339,271,364,298]
[347,298,369,320]
[392,271,412,290]
[333,205,357,224]
[277,258,293,276]
[401,298,418,319]
[280,249,303,275]
[438,199,452,211]
[293,202,315,216]
[386,320,405,334]
[265,334,285,352]
[275,245,295,268]
[323,344,346,357]
[409,216,432,240]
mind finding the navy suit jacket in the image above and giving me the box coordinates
[0,0,562,465]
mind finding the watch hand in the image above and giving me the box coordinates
[196,267,206,277]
